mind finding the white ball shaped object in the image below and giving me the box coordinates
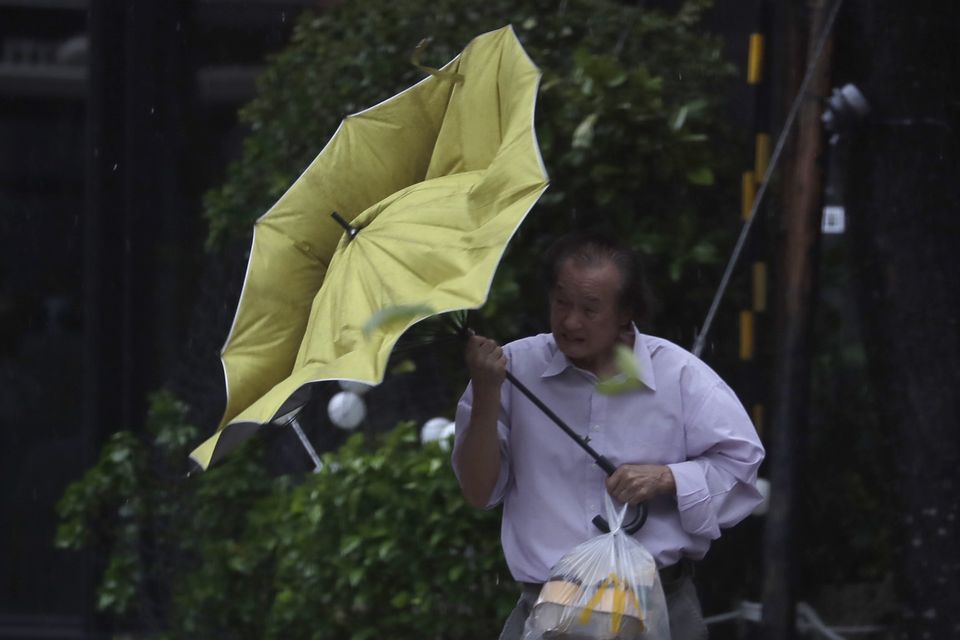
[437,422,456,451]
[339,380,373,395]
[752,477,771,516]
[328,391,366,430]
[421,417,454,444]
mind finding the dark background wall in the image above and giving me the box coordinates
[0,1,320,634]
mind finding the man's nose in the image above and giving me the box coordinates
[563,310,582,330]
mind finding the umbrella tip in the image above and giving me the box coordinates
[331,211,360,239]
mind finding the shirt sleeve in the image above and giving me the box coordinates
[667,375,765,540]
[452,380,513,509]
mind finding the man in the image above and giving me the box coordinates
[452,232,765,640]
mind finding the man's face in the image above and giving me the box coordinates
[549,258,630,373]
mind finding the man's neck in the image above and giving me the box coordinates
[571,350,618,379]
[572,330,635,378]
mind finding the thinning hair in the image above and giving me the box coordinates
[543,231,654,327]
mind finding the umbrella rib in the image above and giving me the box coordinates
[259,219,332,267]
[364,234,463,295]
[369,228,467,253]
[375,218,475,237]
[350,243,401,310]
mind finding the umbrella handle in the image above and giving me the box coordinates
[591,454,647,534]
[591,503,648,535]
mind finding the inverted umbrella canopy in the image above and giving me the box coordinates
[190,26,549,470]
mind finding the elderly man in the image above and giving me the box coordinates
[452,232,765,640]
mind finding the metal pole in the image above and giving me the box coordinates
[290,416,324,472]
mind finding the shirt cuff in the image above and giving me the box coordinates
[667,460,721,540]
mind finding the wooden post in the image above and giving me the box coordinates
[761,0,833,637]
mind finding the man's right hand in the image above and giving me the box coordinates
[459,334,507,508]
[465,334,507,391]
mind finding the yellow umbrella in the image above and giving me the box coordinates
[190,25,549,470]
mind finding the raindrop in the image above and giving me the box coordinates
[281,11,286,22]
[112,163,118,171]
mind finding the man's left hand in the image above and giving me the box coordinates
[605,464,676,505]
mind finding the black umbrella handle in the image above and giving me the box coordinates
[591,504,648,535]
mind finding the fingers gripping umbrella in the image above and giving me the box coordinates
[190,26,549,470]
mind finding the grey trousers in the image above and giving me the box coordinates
[498,564,708,640]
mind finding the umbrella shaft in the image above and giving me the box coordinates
[504,369,616,476]
[290,416,324,473]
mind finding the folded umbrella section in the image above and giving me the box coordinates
[190,26,549,470]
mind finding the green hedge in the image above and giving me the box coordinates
[57,392,511,639]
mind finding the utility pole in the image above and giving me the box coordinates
[761,0,834,637]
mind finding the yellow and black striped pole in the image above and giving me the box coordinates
[738,0,771,438]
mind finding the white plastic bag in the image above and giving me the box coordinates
[520,494,671,640]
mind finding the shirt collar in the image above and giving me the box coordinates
[540,325,657,391]
[632,327,657,391]
[541,340,571,378]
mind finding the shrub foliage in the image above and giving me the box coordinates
[57,392,510,639]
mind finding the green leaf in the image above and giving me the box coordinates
[571,113,598,149]
[362,303,435,339]
[614,344,641,380]
[596,375,644,396]
[671,105,689,130]
[389,359,417,375]
[607,72,627,88]
[685,166,715,186]
[348,567,364,587]
[596,345,645,395]
[341,536,362,555]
